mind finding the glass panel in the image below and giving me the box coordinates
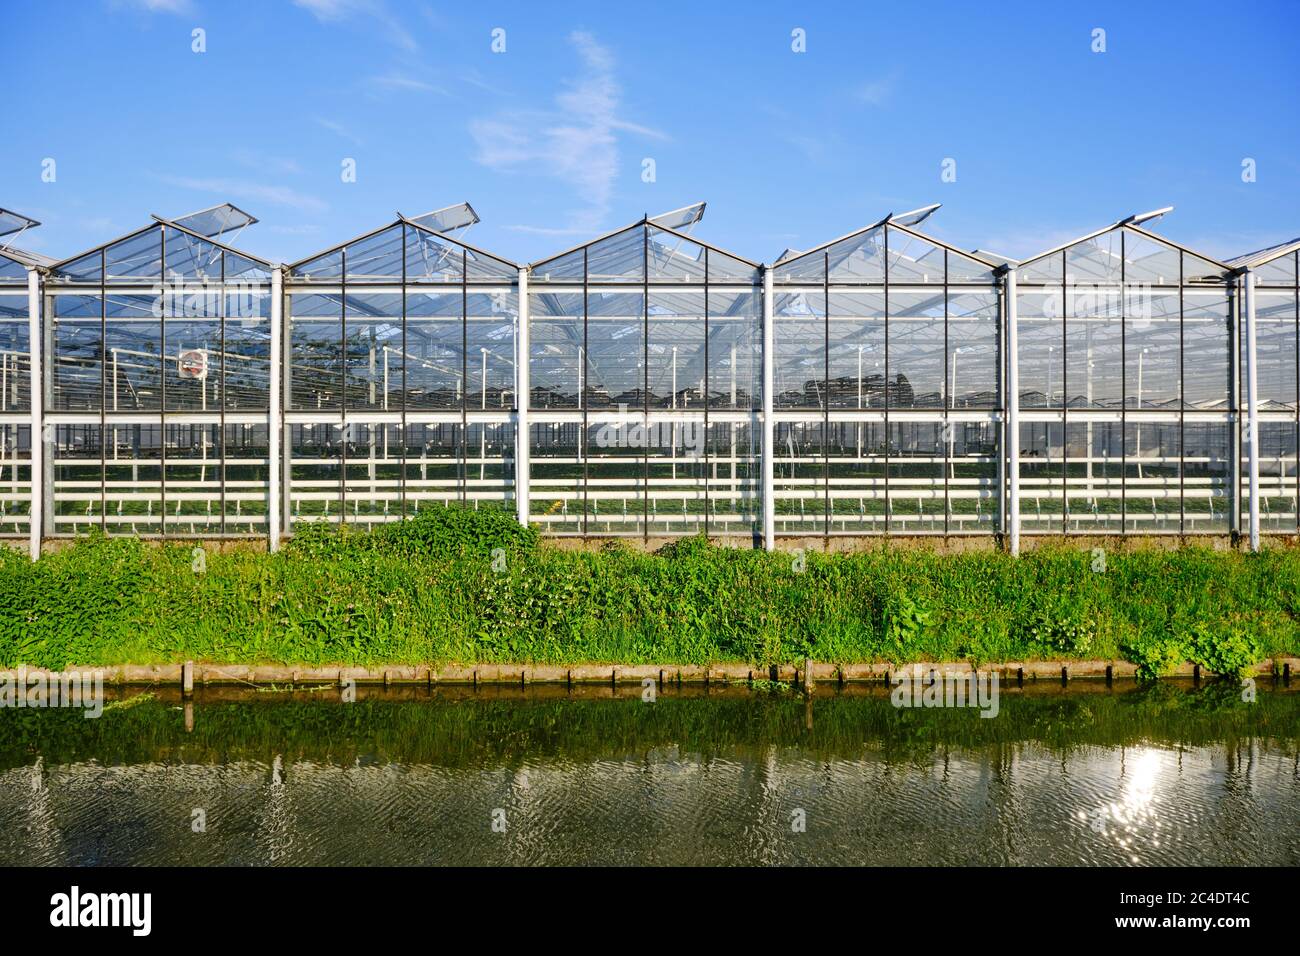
[224,423,269,533]
[647,226,707,282]
[164,229,222,281]
[774,290,827,409]
[887,291,945,408]
[288,293,342,410]
[1183,420,1230,532]
[885,228,946,284]
[529,246,586,283]
[529,420,583,533]
[465,291,516,411]
[586,417,643,534]
[1017,290,1063,408]
[0,423,31,536]
[827,419,886,534]
[106,295,161,411]
[1258,421,1298,533]
[0,294,30,412]
[343,421,402,524]
[163,287,221,412]
[163,423,222,535]
[585,291,644,408]
[291,248,341,281]
[1254,251,1297,287]
[52,424,103,534]
[1020,421,1063,532]
[585,226,644,283]
[0,255,27,283]
[1065,420,1123,533]
[224,291,270,411]
[1019,250,1063,286]
[708,421,760,536]
[403,422,463,514]
[1125,291,1180,408]
[405,290,463,409]
[775,420,826,534]
[1066,231,1122,285]
[55,250,103,283]
[52,294,103,411]
[466,421,515,509]
[828,291,886,410]
[343,293,403,411]
[104,228,163,282]
[529,292,582,409]
[1065,278,1122,408]
[949,418,998,532]
[344,225,404,281]
[289,422,340,526]
[1183,290,1230,410]
[404,227,463,283]
[887,421,945,532]
[104,421,162,534]
[647,292,704,411]
[1255,291,1297,410]
[947,291,999,409]
[1122,229,1180,286]
[645,415,706,535]
[707,290,760,409]
[1124,421,1181,533]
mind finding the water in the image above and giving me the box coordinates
[1,681,1296,866]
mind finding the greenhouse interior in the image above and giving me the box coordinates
[0,200,1296,555]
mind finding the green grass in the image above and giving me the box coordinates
[1,505,1297,676]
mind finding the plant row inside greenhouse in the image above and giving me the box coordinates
[0,200,1296,554]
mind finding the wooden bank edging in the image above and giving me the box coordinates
[17,657,1299,688]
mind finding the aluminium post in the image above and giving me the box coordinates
[268,266,283,551]
[516,265,531,528]
[1005,266,1021,555]
[762,265,775,550]
[27,267,42,559]
[1244,268,1260,552]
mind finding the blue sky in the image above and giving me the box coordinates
[3,0,1298,267]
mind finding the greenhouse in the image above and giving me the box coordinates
[1,199,1295,556]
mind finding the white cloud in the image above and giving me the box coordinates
[292,0,417,53]
[157,174,328,214]
[366,72,447,96]
[855,71,900,106]
[471,31,666,234]
[314,117,363,146]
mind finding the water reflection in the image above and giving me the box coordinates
[0,682,1296,866]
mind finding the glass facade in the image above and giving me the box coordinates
[1016,225,1236,534]
[7,208,1294,549]
[43,221,272,537]
[284,220,518,528]
[529,222,762,538]
[771,223,1001,535]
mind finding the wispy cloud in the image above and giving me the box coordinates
[315,117,363,146]
[292,0,417,53]
[855,71,900,106]
[471,31,667,234]
[229,148,302,176]
[365,71,447,96]
[156,174,328,215]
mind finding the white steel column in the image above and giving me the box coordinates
[1005,266,1021,555]
[27,268,42,560]
[761,266,775,550]
[516,266,531,528]
[268,267,283,551]
[1244,268,1260,552]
